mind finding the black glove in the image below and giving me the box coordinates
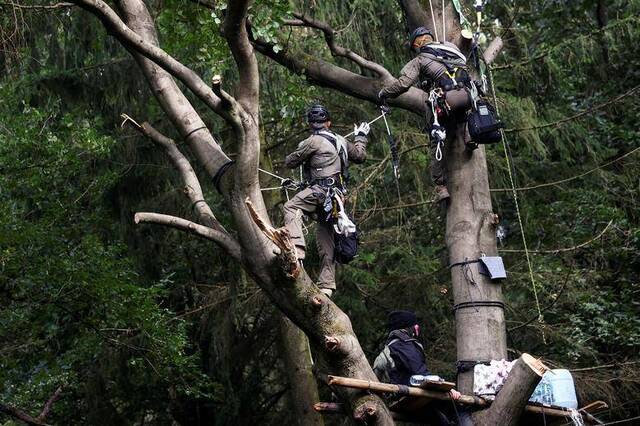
[281,178,295,188]
[377,90,391,114]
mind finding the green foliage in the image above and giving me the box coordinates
[0,82,219,423]
[2,0,640,423]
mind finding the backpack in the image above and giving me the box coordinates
[334,230,358,264]
[467,100,504,144]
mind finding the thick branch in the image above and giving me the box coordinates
[70,0,232,117]
[287,12,391,78]
[222,0,259,113]
[114,0,232,182]
[483,37,504,65]
[134,213,242,261]
[252,37,425,114]
[397,0,432,32]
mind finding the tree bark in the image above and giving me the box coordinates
[472,354,548,426]
[446,128,508,395]
[279,316,324,426]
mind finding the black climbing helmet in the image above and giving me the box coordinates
[306,104,330,124]
[409,26,433,48]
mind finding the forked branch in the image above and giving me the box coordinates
[120,114,225,231]
[70,0,236,118]
[0,386,62,426]
[285,12,391,78]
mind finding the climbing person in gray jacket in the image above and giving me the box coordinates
[379,26,472,204]
[283,104,369,298]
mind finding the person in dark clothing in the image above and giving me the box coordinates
[373,310,461,400]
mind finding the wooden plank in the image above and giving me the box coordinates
[580,401,608,413]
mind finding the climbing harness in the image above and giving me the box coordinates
[428,90,447,161]
[381,109,400,181]
[488,65,546,344]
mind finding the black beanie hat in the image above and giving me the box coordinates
[387,310,418,331]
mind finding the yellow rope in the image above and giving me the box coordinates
[488,65,546,344]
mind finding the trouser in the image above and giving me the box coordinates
[282,185,336,290]
[424,107,447,186]
[426,87,474,186]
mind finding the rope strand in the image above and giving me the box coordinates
[488,65,546,343]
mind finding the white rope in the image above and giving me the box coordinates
[428,0,440,42]
[488,65,546,344]
[435,141,444,161]
[442,0,446,42]
[342,112,387,139]
[258,167,286,181]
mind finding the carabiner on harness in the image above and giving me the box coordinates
[428,89,447,162]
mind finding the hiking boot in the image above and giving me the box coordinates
[434,185,450,203]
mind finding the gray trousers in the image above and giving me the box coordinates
[283,185,336,290]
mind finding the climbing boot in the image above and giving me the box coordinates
[434,185,450,203]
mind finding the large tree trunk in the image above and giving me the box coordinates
[446,127,508,395]
[279,316,324,426]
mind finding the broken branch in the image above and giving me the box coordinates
[245,198,300,278]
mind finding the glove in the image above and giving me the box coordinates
[354,122,370,137]
[377,90,391,114]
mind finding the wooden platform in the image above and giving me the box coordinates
[320,375,608,425]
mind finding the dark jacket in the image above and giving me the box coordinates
[373,329,430,386]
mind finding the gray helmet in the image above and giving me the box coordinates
[410,26,433,48]
[306,104,330,124]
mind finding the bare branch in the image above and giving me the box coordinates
[113,0,233,182]
[134,213,242,261]
[69,0,233,117]
[483,37,504,65]
[222,0,259,113]
[252,36,426,114]
[0,2,73,9]
[0,386,63,426]
[286,12,391,78]
[36,386,63,423]
[120,114,227,232]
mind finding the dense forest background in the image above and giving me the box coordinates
[1,0,639,424]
